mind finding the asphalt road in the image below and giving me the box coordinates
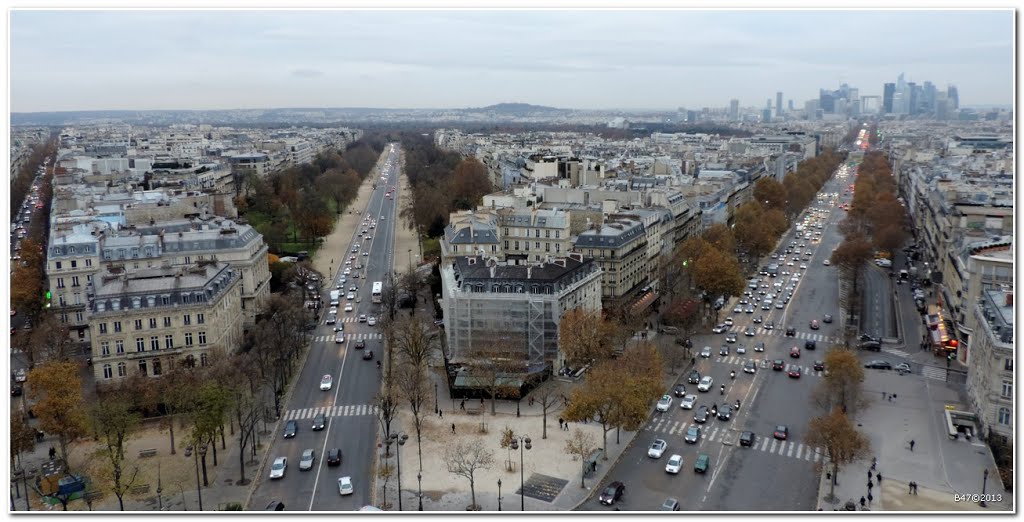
[580,163,855,512]
[248,144,401,511]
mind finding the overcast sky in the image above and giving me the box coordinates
[9,9,1013,112]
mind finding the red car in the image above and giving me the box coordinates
[790,347,801,358]
[788,366,801,379]
[773,425,789,440]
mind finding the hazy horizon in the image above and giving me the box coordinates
[10,9,1014,113]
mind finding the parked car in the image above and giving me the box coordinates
[864,360,892,370]
[859,341,882,352]
[599,481,625,505]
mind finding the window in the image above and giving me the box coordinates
[1005,358,1013,372]
[504,241,509,249]
[86,259,92,267]
[197,313,205,325]
[135,319,143,330]
[163,317,171,328]
[136,338,145,352]
[55,261,62,270]
[100,341,110,356]
[198,331,207,345]
[149,318,157,329]
[183,314,191,326]
[72,276,80,287]
[138,360,148,376]
[114,321,122,333]
[75,311,84,322]
[99,323,108,334]
[535,242,540,250]
[998,407,1011,426]
[71,260,77,268]
[555,230,560,239]
[117,362,127,377]
[164,335,173,349]
[150,336,159,351]
[57,277,65,289]
[115,340,124,354]
[103,364,113,379]
[200,353,208,367]
[152,359,162,376]
[184,332,194,346]
[1002,381,1012,399]
[545,230,550,238]
[535,229,540,238]
[514,241,520,250]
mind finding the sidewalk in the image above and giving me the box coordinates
[390,150,421,275]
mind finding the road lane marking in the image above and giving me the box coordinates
[787,443,795,457]
[760,437,770,451]
[770,439,777,453]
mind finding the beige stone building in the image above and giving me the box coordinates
[573,217,648,310]
[89,261,244,384]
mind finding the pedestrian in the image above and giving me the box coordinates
[564,421,570,431]
[867,492,873,505]
[876,472,882,483]
[909,439,915,452]
[591,461,597,472]
[868,470,873,481]
[451,423,456,434]
[460,400,466,411]
[913,482,919,494]
[871,457,877,470]
[48,446,56,460]
[439,410,443,419]
[859,496,866,509]
[867,480,873,492]
[892,394,897,401]
[909,483,914,494]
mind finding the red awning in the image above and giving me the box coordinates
[630,291,659,316]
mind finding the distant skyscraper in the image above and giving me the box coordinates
[788,99,794,112]
[883,83,895,114]
[776,92,783,116]
[819,90,835,113]
[729,99,739,120]
[923,81,937,112]
[762,108,772,123]
[897,72,906,91]
[948,85,959,109]
[766,98,772,109]
[907,82,919,115]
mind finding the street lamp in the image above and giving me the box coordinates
[417,472,423,511]
[497,479,502,511]
[434,382,439,414]
[157,461,163,511]
[390,433,408,511]
[408,248,413,270]
[192,444,205,511]
[980,469,989,507]
[509,435,532,511]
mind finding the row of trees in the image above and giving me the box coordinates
[9,136,57,222]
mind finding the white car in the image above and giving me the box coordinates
[647,439,668,459]
[723,317,734,326]
[299,449,316,471]
[359,314,367,323]
[680,394,697,410]
[656,395,672,412]
[269,457,287,479]
[347,292,356,301]
[343,268,351,275]
[697,376,714,392]
[329,306,338,316]
[367,316,377,326]
[665,454,683,474]
[700,346,712,358]
[338,476,354,496]
[320,374,333,390]
[799,264,808,270]
[344,304,354,313]
[335,332,345,344]
[823,260,832,266]
[712,324,727,334]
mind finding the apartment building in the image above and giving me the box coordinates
[440,253,602,377]
[573,217,648,310]
[441,210,500,263]
[89,261,244,384]
[497,208,571,262]
[965,289,1013,447]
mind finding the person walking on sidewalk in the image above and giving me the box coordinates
[558,418,564,430]
[909,439,915,452]
[876,472,882,484]
[451,423,456,434]
[439,410,443,419]
[867,492,873,505]
[860,496,866,509]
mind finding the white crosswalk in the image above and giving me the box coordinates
[312,333,382,342]
[325,317,371,324]
[644,417,822,463]
[882,347,913,358]
[921,365,947,382]
[283,404,378,421]
[714,356,824,377]
[726,324,835,343]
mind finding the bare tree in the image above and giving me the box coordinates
[444,440,495,510]
[533,380,564,440]
[373,375,400,451]
[564,428,597,488]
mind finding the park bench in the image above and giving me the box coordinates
[138,448,158,458]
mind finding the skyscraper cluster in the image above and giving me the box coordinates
[881,73,958,117]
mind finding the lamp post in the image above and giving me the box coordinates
[408,248,413,270]
[193,444,204,511]
[434,382,439,414]
[497,479,502,511]
[417,472,423,511]
[510,435,532,511]
[980,469,989,507]
[199,444,208,487]
[390,433,408,511]
[157,461,163,511]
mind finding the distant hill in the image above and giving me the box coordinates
[470,103,565,114]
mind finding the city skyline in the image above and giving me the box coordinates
[10,9,1014,112]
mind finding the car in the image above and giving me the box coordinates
[672,384,687,397]
[823,259,831,266]
[656,395,672,412]
[320,374,333,391]
[697,376,714,392]
[754,342,765,353]
[743,326,756,337]
[269,457,287,479]
[14,368,27,383]
[805,340,817,350]
[724,317,734,326]
[367,316,377,326]
[661,498,681,511]
[717,405,733,421]
[354,339,366,349]
[700,346,712,358]
[693,453,710,473]
[859,334,881,343]
[764,320,774,330]
[725,333,737,344]
[599,481,625,505]
[693,405,710,423]
[326,448,342,466]
[328,306,339,316]
[299,449,316,471]
[11,384,23,397]
[665,454,684,474]
[733,305,743,313]
[864,360,892,370]
[363,350,374,361]
[895,362,912,375]
[338,476,354,496]
[712,324,727,334]
[359,314,367,323]
[648,439,668,458]
[264,501,286,511]
[790,347,801,358]
[334,332,345,344]
[773,425,789,440]
[684,425,702,444]
[347,292,356,301]
[785,327,796,337]
[860,341,882,352]
[739,431,756,447]
[810,320,820,330]
[283,420,298,438]
[823,314,833,323]
[772,359,785,371]
[788,366,802,379]
[687,370,701,384]
[800,264,808,270]
[743,360,757,374]
[362,252,369,256]
[312,413,326,431]
[775,301,785,309]
[719,345,730,356]
[813,360,825,371]
[680,394,697,410]
[745,305,755,313]
[752,315,763,324]
[736,344,747,355]
[761,302,771,310]
[344,304,354,313]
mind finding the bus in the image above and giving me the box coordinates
[371,281,383,304]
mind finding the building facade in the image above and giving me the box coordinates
[965,289,1013,447]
